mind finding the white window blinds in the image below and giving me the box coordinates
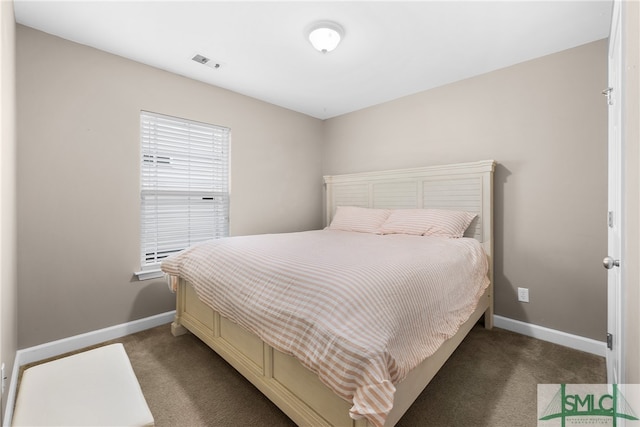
[140,111,230,270]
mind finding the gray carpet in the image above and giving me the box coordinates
[21,323,606,426]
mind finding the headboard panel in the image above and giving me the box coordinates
[323,160,495,249]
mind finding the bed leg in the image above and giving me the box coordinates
[483,309,494,330]
[171,320,188,336]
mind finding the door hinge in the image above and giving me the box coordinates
[602,87,614,105]
[607,333,613,350]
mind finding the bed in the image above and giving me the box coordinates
[163,160,495,427]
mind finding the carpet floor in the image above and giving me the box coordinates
[20,323,606,427]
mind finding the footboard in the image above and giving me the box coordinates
[172,278,366,427]
[172,278,492,427]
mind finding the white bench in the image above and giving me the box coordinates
[12,343,154,426]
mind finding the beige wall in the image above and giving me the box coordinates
[0,0,17,417]
[16,26,324,348]
[323,40,609,341]
[15,24,613,348]
[622,0,640,384]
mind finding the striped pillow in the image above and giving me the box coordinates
[379,209,477,238]
[328,206,391,234]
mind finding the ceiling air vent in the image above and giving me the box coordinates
[192,54,221,69]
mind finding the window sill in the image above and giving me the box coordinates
[134,269,163,281]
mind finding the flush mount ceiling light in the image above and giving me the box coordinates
[308,21,344,53]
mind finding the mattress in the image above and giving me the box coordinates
[161,229,489,426]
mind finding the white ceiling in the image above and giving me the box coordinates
[14,1,612,120]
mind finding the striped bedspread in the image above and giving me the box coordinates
[161,230,489,426]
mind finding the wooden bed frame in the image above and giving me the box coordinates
[171,160,496,426]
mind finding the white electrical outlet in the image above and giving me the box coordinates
[518,287,530,303]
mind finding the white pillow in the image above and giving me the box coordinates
[328,206,390,234]
[379,209,477,238]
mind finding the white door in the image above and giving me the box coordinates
[604,0,623,385]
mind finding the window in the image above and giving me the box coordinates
[137,111,230,279]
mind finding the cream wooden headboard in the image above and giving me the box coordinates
[323,160,496,256]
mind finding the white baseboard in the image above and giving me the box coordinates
[493,315,607,357]
[3,311,175,427]
[16,310,176,366]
